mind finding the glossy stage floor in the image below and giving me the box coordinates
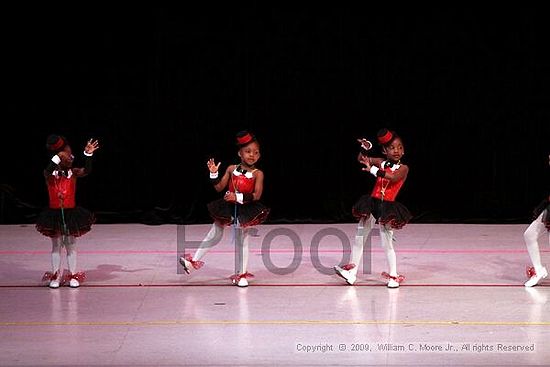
[1,223,549,366]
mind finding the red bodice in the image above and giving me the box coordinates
[371,162,406,201]
[228,168,255,194]
[46,172,77,209]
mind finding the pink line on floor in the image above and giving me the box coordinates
[0,248,543,255]
[0,283,542,288]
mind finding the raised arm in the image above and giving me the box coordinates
[358,153,384,167]
[382,164,409,182]
[43,155,60,177]
[73,139,100,177]
[208,158,232,193]
[360,155,409,183]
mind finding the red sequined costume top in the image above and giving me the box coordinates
[228,168,255,194]
[207,165,270,228]
[47,171,77,209]
[352,160,412,229]
[36,156,95,238]
[371,161,406,201]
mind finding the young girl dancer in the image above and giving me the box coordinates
[180,131,270,287]
[524,154,549,287]
[36,134,99,288]
[335,128,412,288]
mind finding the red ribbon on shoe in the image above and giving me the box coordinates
[526,266,537,279]
[341,264,356,271]
[42,271,58,281]
[381,271,405,283]
[185,254,204,270]
[229,272,255,282]
[64,272,86,283]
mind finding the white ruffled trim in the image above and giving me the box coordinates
[233,169,254,179]
[381,160,401,172]
[52,169,73,178]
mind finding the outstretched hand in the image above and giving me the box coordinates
[358,154,372,171]
[84,139,100,154]
[207,158,221,173]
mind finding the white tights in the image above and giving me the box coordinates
[192,223,251,275]
[350,216,397,277]
[51,236,77,275]
[524,211,549,273]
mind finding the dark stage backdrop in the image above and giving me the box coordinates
[3,8,549,225]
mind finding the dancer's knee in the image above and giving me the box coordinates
[380,226,394,250]
[524,226,539,243]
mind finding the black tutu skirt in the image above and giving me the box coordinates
[207,199,270,228]
[532,198,550,231]
[352,195,412,229]
[36,207,95,238]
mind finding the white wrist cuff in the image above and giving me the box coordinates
[51,155,61,165]
[236,192,244,204]
[210,171,219,179]
[369,166,379,177]
[84,151,93,157]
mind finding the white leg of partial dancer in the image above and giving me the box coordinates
[235,228,251,287]
[64,236,77,274]
[49,237,63,288]
[524,211,549,287]
[64,236,80,288]
[180,222,224,274]
[351,216,375,275]
[51,237,62,274]
[334,215,375,285]
[380,224,399,288]
[192,222,224,262]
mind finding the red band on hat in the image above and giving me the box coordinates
[50,137,65,151]
[378,131,393,145]
[237,133,253,145]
